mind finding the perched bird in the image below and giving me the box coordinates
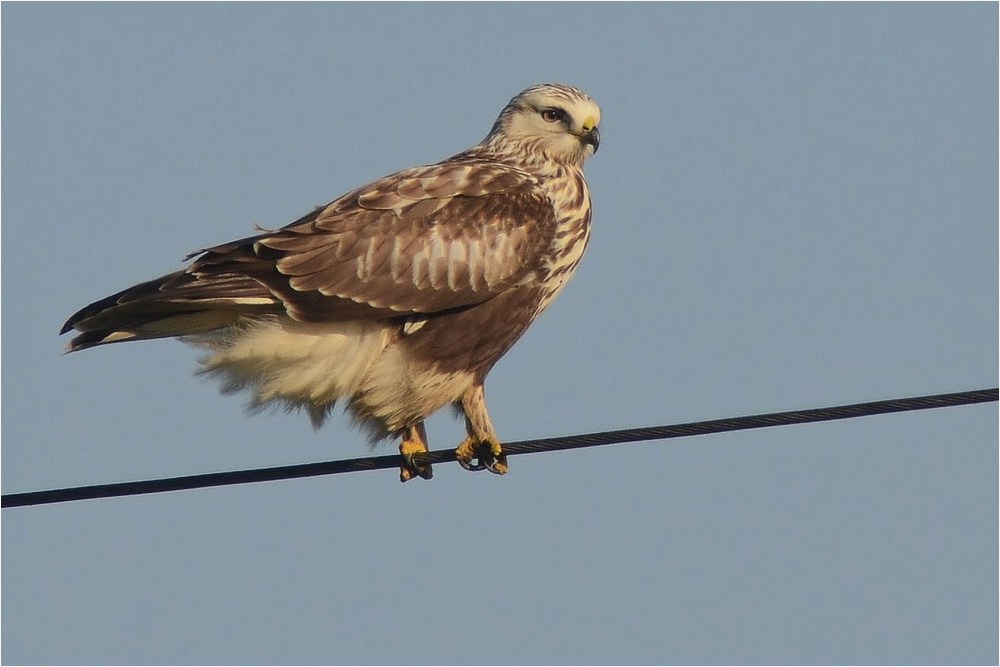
[61,83,601,482]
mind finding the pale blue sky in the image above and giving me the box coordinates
[3,3,997,664]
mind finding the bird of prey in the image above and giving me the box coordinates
[61,83,601,482]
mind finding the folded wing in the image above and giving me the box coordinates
[62,159,558,349]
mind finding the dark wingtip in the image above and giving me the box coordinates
[60,296,115,337]
[62,330,116,353]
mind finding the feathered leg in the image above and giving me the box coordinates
[455,383,508,475]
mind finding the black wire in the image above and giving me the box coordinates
[3,388,995,508]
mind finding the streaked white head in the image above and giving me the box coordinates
[486,83,601,167]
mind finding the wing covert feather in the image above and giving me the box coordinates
[187,160,558,322]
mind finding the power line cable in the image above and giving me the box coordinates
[3,388,995,508]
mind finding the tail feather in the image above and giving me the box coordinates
[62,270,281,351]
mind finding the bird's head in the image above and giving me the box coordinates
[487,83,601,167]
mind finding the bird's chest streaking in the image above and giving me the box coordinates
[533,166,592,317]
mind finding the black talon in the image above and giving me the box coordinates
[457,457,487,472]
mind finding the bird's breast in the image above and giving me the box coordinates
[535,170,592,315]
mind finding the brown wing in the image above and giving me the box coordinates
[61,157,559,350]
[186,159,559,322]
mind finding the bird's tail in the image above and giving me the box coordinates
[61,270,281,352]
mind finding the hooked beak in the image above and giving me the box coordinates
[579,115,600,153]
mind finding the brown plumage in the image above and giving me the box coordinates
[61,83,602,482]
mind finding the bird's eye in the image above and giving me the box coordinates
[540,108,564,123]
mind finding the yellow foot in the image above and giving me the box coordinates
[455,436,508,475]
[399,426,433,483]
